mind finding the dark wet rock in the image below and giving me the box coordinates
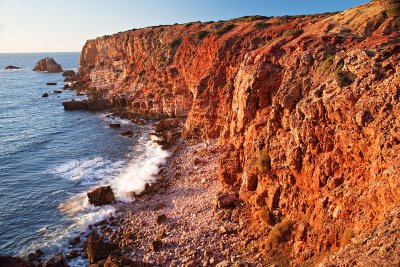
[94,219,108,227]
[42,253,67,267]
[5,65,20,70]
[62,70,76,77]
[33,58,62,73]
[54,90,62,94]
[35,249,44,258]
[62,99,108,111]
[120,130,134,137]
[46,82,57,86]
[150,240,162,252]
[75,92,85,96]
[0,256,30,267]
[69,236,80,246]
[87,186,115,206]
[66,250,79,260]
[63,76,76,82]
[108,123,121,129]
[42,93,49,98]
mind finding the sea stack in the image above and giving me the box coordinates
[33,57,62,73]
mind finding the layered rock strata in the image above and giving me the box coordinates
[76,0,400,261]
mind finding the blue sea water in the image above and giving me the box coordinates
[0,53,168,260]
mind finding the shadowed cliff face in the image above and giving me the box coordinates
[78,0,400,261]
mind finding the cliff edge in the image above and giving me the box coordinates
[77,0,400,264]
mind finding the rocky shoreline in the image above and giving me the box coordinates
[12,111,274,267]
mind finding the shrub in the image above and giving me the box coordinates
[237,15,268,22]
[266,218,293,249]
[254,22,271,30]
[256,148,271,174]
[185,22,194,28]
[319,54,335,74]
[341,228,355,246]
[336,62,352,87]
[282,29,303,37]
[216,24,236,35]
[196,30,209,40]
[139,70,146,78]
[170,38,182,48]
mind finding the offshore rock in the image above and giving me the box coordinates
[5,65,20,70]
[33,57,62,73]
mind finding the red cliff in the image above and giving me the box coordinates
[77,0,400,263]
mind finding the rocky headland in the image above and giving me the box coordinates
[13,0,400,266]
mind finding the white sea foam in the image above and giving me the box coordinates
[50,157,125,185]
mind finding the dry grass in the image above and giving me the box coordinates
[341,228,355,246]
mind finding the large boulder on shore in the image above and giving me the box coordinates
[87,186,115,206]
[33,57,62,73]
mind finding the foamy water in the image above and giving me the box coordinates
[0,53,169,260]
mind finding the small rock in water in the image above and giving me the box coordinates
[5,65,20,70]
[53,90,62,94]
[120,130,134,137]
[41,93,49,97]
[46,82,57,86]
[108,123,121,129]
[69,236,80,246]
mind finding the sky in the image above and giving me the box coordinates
[0,0,369,53]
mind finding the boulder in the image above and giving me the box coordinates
[87,186,115,206]
[42,93,49,98]
[46,82,57,86]
[5,65,20,70]
[214,192,237,209]
[108,123,121,129]
[156,214,167,225]
[54,90,62,94]
[63,99,108,111]
[87,234,116,264]
[33,57,62,73]
[0,256,30,267]
[42,253,67,267]
[62,70,76,77]
[120,130,134,137]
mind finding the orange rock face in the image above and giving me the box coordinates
[77,1,400,261]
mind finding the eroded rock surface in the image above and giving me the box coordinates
[76,0,400,263]
[33,57,62,73]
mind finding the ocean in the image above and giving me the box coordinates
[0,53,168,261]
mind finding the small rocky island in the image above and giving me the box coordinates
[5,65,20,70]
[33,57,62,73]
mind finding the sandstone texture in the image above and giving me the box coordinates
[33,57,62,72]
[75,0,400,264]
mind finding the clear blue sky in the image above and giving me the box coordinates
[0,0,369,53]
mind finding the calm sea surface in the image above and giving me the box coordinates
[0,53,167,262]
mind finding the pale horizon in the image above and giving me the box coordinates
[0,0,369,53]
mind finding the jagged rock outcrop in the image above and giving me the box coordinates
[33,57,62,72]
[87,186,115,206]
[76,0,400,263]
